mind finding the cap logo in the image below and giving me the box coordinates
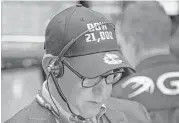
[103,53,122,64]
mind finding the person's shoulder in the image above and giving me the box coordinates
[112,62,179,97]
[134,57,179,81]
[112,62,179,98]
[170,27,179,58]
[4,100,56,123]
[112,59,179,110]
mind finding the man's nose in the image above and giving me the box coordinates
[92,79,106,95]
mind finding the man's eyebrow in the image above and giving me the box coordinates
[112,68,125,73]
[103,68,124,76]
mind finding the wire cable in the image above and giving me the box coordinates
[47,73,60,116]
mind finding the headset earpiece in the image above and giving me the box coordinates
[48,59,64,78]
[54,61,64,78]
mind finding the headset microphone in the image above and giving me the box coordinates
[47,64,86,121]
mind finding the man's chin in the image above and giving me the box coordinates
[81,110,99,119]
[80,105,101,119]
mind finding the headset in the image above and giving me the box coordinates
[47,22,114,121]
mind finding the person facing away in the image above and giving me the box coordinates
[112,1,179,123]
[170,26,179,59]
[4,4,151,123]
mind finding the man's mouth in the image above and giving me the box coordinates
[89,101,98,104]
[88,101,102,104]
[87,101,102,107]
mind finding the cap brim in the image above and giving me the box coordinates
[65,51,135,78]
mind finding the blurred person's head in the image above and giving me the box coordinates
[78,1,91,8]
[170,26,179,58]
[42,5,134,119]
[115,1,172,68]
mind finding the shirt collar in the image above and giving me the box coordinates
[136,54,179,71]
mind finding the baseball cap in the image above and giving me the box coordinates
[44,4,134,78]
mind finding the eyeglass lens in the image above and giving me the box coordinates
[82,72,123,88]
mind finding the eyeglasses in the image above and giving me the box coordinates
[82,71,123,88]
[62,60,124,88]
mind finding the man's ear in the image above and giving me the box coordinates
[115,21,121,36]
[42,53,55,75]
[115,21,124,46]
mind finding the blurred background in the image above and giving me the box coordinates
[1,1,179,122]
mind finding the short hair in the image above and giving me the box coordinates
[120,1,172,50]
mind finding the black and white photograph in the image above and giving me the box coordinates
[1,1,179,123]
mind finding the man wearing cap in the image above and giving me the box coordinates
[112,1,179,123]
[5,4,151,123]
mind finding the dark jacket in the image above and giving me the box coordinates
[112,54,179,123]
